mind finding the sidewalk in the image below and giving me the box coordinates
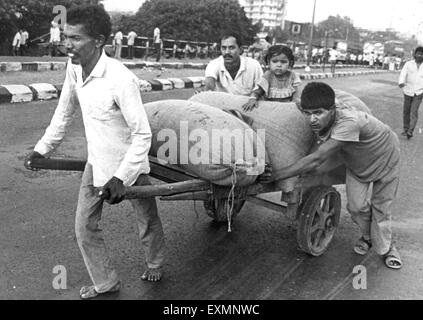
[0,55,395,104]
[0,68,396,105]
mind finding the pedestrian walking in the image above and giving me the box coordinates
[127,30,137,59]
[49,21,61,57]
[20,29,29,56]
[113,30,123,59]
[12,30,21,56]
[329,47,337,74]
[153,25,161,62]
[398,47,423,139]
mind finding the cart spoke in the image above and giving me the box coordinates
[326,207,335,218]
[316,206,324,218]
[311,221,321,233]
[313,229,324,248]
[323,194,331,213]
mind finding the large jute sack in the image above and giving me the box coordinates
[143,99,266,187]
[190,90,371,191]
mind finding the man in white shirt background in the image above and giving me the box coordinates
[12,29,21,56]
[203,35,263,96]
[399,46,423,139]
[49,21,61,56]
[113,30,123,59]
[153,25,161,62]
[20,29,29,56]
[328,46,338,74]
[127,30,137,59]
[24,4,166,299]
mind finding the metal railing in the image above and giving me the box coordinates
[105,36,220,59]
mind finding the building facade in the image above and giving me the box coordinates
[239,0,288,30]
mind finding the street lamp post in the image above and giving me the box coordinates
[323,30,329,72]
[306,0,317,69]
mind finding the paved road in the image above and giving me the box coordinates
[1,72,423,300]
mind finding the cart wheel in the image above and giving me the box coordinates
[203,198,245,222]
[297,186,341,256]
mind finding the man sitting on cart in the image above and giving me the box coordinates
[261,82,402,270]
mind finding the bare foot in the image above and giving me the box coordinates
[141,267,163,282]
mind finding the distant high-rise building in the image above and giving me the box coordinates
[239,0,288,30]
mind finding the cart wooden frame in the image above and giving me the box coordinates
[29,156,346,257]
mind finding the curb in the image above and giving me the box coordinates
[0,60,371,73]
[0,70,398,104]
[0,61,67,72]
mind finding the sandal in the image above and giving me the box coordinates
[354,237,372,255]
[141,267,163,282]
[79,281,121,300]
[383,246,402,270]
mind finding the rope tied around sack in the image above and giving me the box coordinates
[226,163,238,232]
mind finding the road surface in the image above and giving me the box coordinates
[1,72,422,300]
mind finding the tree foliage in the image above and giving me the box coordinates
[316,15,360,43]
[116,0,258,45]
[0,0,100,54]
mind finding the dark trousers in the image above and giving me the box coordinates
[330,61,336,74]
[403,94,423,134]
[20,44,27,56]
[12,46,20,56]
[154,43,161,62]
[128,45,134,59]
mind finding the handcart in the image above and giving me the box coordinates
[27,155,346,257]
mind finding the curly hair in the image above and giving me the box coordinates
[264,45,295,68]
[67,4,112,46]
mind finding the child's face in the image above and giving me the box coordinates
[269,53,289,75]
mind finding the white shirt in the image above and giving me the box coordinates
[154,27,160,43]
[21,31,29,45]
[114,31,123,45]
[49,26,61,43]
[399,60,423,96]
[205,56,263,96]
[34,51,152,187]
[127,31,137,46]
[13,32,21,47]
[329,49,337,62]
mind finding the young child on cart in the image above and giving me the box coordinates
[242,45,301,111]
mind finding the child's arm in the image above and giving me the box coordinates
[242,87,265,111]
[290,72,302,105]
[291,89,300,105]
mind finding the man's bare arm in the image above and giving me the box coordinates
[204,76,216,91]
[272,138,346,181]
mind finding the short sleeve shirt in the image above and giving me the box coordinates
[318,105,400,182]
[329,49,337,62]
[12,33,21,46]
[114,32,123,45]
[127,31,137,46]
[154,28,160,43]
[205,56,263,96]
[256,70,301,102]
